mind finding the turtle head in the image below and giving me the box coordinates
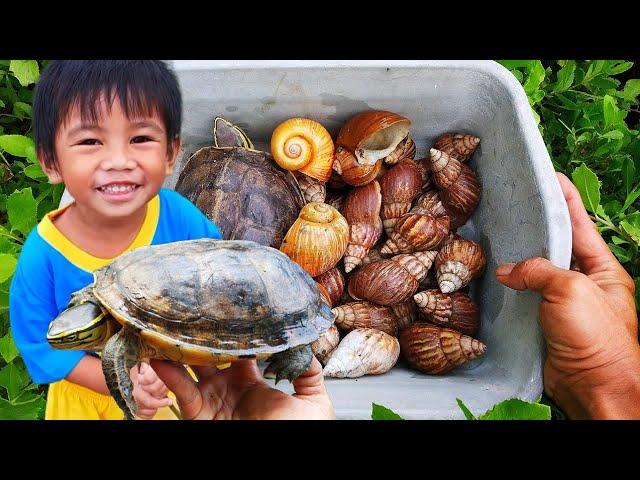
[212,116,254,149]
[47,302,121,351]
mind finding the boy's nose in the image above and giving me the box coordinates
[101,150,137,170]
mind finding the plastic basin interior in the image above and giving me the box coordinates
[166,60,571,419]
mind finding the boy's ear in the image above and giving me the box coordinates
[165,137,182,176]
[38,149,64,184]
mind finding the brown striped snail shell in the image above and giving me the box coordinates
[293,171,326,204]
[314,267,345,308]
[342,181,383,273]
[390,299,419,330]
[399,323,486,374]
[316,282,333,307]
[435,238,486,293]
[433,133,480,163]
[413,157,433,191]
[333,146,382,187]
[327,169,349,190]
[413,289,480,336]
[381,213,450,255]
[332,301,399,336]
[271,118,335,182]
[311,325,341,366]
[430,148,481,225]
[380,160,423,237]
[280,202,349,277]
[323,328,400,378]
[337,111,411,165]
[412,190,466,230]
[347,251,436,306]
[359,246,385,268]
[383,135,416,165]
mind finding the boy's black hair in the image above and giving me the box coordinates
[33,60,182,169]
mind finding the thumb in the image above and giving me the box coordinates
[150,360,202,420]
[496,257,580,299]
[291,356,328,398]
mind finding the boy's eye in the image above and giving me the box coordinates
[132,136,153,143]
[78,139,100,146]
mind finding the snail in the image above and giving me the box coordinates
[399,323,486,374]
[325,189,348,213]
[348,251,437,306]
[413,157,433,191]
[379,160,423,237]
[280,202,349,277]
[314,267,345,308]
[323,328,400,378]
[390,299,419,330]
[413,289,480,336]
[342,181,383,273]
[380,213,450,255]
[311,325,341,366]
[333,146,382,187]
[430,148,481,226]
[293,171,326,204]
[383,135,416,165]
[411,190,467,230]
[316,281,333,307]
[332,301,399,336]
[435,238,486,293]
[336,110,411,166]
[359,246,386,268]
[433,132,480,163]
[271,118,335,182]
[327,169,349,191]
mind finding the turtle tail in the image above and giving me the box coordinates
[102,328,140,420]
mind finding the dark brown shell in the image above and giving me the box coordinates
[413,289,480,336]
[332,301,399,336]
[314,267,345,308]
[433,133,480,163]
[175,147,305,248]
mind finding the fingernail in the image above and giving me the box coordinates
[495,263,515,276]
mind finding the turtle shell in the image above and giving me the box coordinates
[92,239,334,364]
[174,147,305,248]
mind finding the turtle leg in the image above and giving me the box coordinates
[102,327,141,420]
[263,345,313,385]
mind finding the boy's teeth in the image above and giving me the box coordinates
[101,184,136,194]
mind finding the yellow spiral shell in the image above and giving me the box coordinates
[271,118,335,182]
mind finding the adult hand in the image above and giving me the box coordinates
[150,357,335,420]
[495,172,640,419]
[130,361,173,419]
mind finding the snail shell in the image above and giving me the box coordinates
[348,251,436,306]
[399,323,486,374]
[316,281,333,307]
[271,118,335,182]
[430,148,481,226]
[311,325,341,366]
[293,171,326,204]
[381,213,450,255]
[332,301,399,336]
[383,135,416,165]
[325,189,348,213]
[433,133,480,163]
[359,246,385,268]
[413,289,480,336]
[435,239,486,293]
[327,169,349,190]
[280,202,349,277]
[314,267,345,308]
[337,111,412,166]
[323,328,400,378]
[333,146,382,187]
[413,157,433,191]
[380,160,423,237]
[342,181,383,273]
[411,190,466,230]
[390,299,419,330]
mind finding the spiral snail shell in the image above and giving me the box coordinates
[311,325,341,366]
[384,135,416,165]
[380,160,424,237]
[413,289,480,336]
[333,146,382,187]
[293,171,326,204]
[332,301,399,336]
[433,132,480,163]
[435,238,486,293]
[381,213,450,255]
[271,118,335,182]
[342,181,383,273]
[390,299,419,330]
[314,267,345,308]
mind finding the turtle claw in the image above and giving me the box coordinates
[264,345,313,384]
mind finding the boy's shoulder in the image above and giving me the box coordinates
[155,188,222,241]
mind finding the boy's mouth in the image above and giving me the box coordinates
[96,182,141,202]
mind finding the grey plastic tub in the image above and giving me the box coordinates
[63,60,572,419]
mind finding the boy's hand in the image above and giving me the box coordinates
[496,172,640,419]
[130,362,174,419]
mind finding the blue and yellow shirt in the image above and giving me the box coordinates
[9,188,222,385]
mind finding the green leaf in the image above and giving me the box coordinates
[612,236,628,245]
[553,61,576,93]
[0,135,35,158]
[8,60,39,87]
[620,220,640,245]
[7,187,37,237]
[609,244,632,263]
[0,394,44,420]
[456,398,476,420]
[601,130,624,140]
[0,363,27,400]
[0,332,19,364]
[604,200,622,217]
[371,403,404,420]
[478,399,551,420]
[12,102,31,119]
[623,157,636,196]
[572,164,601,214]
[603,95,619,129]
[0,254,17,284]
[23,163,46,180]
[523,61,545,96]
[606,61,633,75]
[623,190,640,212]
[618,79,640,102]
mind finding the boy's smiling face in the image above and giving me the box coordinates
[42,95,180,222]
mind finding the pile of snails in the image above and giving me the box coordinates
[270,111,487,379]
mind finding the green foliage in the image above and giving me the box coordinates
[498,61,640,309]
[371,403,404,420]
[0,59,56,420]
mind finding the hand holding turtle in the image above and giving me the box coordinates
[495,172,640,419]
[151,357,336,420]
[130,362,174,420]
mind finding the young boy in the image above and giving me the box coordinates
[9,60,222,420]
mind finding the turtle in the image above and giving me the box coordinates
[47,239,334,420]
[174,117,306,249]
